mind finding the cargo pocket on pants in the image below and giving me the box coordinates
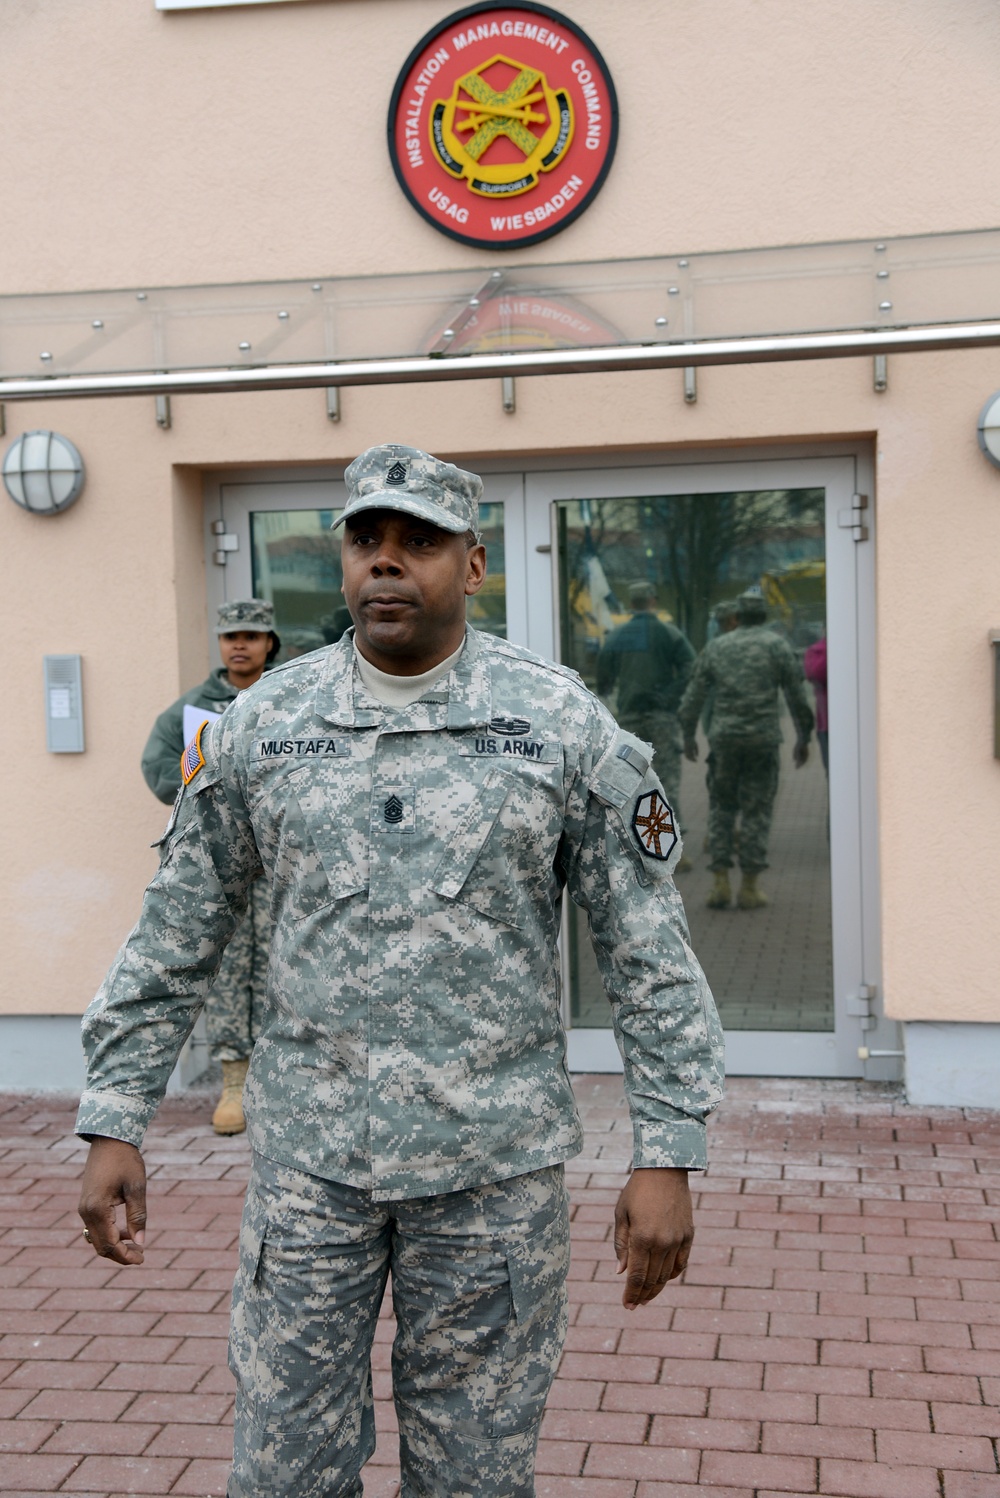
[491,1222,570,1439]
[228,1186,267,1401]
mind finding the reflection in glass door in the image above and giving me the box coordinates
[551,482,850,1069]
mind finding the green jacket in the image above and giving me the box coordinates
[141,669,238,805]
[596,612,695,717]
[679,624,815,747]
[79,628,724,1200]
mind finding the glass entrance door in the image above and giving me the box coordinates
[526,457,879,1077]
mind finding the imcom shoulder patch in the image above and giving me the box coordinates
[632,789,678,862]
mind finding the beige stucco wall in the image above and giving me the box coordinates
[3,0,998,288]
[2,0,1000,1026]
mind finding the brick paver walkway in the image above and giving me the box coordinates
[1,1077,998,1496]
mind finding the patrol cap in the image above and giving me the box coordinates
[333,443,482,537]
[216,598,278,637]
[736,587,767,620]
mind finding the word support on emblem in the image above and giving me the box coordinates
[388,4,618,250]
[632,790,678,862]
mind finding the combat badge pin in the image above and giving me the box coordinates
[632,789,678,861]
[489,714,531,736]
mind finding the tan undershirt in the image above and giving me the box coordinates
[354,638,465,708]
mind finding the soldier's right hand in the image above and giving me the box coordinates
[683,737,699,762]
[78,1137,147,1266]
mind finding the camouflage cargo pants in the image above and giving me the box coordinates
[205,877,271,1063]
[228,1154,570,1498]
[706,738,780,873]
[620,709,684,828]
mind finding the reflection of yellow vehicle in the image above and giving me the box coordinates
[761,560,825,642]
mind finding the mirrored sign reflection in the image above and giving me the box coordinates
[556,490,832,1034]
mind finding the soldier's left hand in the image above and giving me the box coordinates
[78,1137,147,1266]
[683,737,699,762]
[793,739,809,768]
[614,1167,693,1308]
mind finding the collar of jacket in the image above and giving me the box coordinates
[316,626,492,731]
[202,666,240,704]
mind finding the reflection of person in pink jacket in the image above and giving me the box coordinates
[804,634,828,773]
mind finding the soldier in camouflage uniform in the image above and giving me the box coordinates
[597,580,695,869]
[679,590,814,910]
[78,444,724,1498]
[140,599,280,1133]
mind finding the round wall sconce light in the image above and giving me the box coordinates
[2,431,86,515]
[978,392,1000,470]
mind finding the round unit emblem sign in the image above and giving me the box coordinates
[388,2,618,250]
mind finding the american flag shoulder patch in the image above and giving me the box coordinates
[180,720,208,786]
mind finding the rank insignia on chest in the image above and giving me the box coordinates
[632,789,678,861]
[180,720,207,785]
[377,788,415,833]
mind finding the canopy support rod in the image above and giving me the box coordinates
[1,322,999,402]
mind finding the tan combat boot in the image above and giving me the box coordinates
[737,872,769,910]
[706,870,731,908]
[212,1058,249,1135]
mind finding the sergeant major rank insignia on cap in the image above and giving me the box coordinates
[385,459,408,486]
[632,789,678,861]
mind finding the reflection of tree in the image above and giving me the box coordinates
[570,490,823,651]
[660,491,810,648]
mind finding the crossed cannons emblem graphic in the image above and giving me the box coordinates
[431,54,574,197]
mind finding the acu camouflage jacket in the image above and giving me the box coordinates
[77,628,724,1200]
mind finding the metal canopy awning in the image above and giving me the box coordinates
[1,229,999,402]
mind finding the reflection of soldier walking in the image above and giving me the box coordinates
[597,582,695,859]
[679,591,814,910]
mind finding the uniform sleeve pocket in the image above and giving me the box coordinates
[590,732,652,808]
[590,732,681,884]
